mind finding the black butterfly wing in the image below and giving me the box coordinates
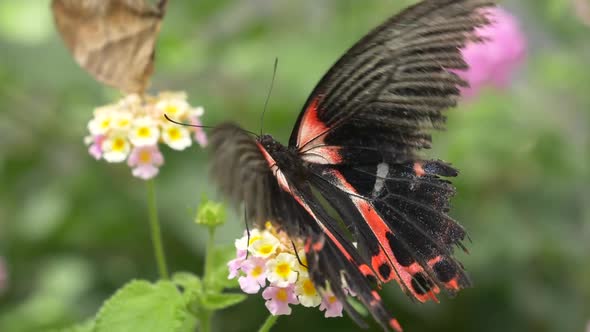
[291,0,493,165]
[210,124,402,331]
[291,0,494,301]
[210,0,495,330]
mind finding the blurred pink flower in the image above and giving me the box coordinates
[319,293,344,318]
[573,0,590,26]
[227,249,247,279]
[0,257,7,294]
[458,6,527,98]
[127,145,164,180]
[88,135,105,160]
[189,111,208,147]
[238,257,267,294]
[262,285,299,315]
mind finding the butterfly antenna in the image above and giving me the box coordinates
[291,240,308,269]
[260,57,279,136]
[164,114,259,137]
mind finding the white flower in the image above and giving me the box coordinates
[250,231,280,258]
[118,94,142,109]
[156,94,190,119]
[111,111,133,132]
[235,229,263,251]
[102,134,131,162]
[189,106,205,117]
[88,108,114,135]
[161,124,192,150]
[295,276,321,307]
[266,253,298,287]
[129,117,160,147]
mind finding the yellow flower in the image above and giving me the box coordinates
[111,112,133,132]
[155,93,190,119]
[161,124,192,150]
[250,231,280,258]
[129,117,160,146]
[296,276,321,307]
[88,108,115,135]
[266,253,298,287]
[102,134,131,163]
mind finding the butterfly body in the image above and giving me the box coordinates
[209,1,496,330]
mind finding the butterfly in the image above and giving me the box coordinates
[52,0,169,93]
[209,1,494,330]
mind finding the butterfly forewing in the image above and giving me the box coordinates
[291,0,493,163]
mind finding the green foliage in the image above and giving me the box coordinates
[94,280,188,332]
[200,293,247,311]
[203,245,240,292]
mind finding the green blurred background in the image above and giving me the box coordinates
[0,0,589,331]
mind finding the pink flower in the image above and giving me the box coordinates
[457,7,527,98]
[319,293,344,318]
[228,249,247,279]
[88,135,105,160]
[127,145,164,180]
[0,257,7,294]
[189,115,208,147]
[262,285,299,315]
[238,257,267,294]
[573,0,590,27]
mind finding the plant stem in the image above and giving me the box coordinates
[146,179,169,280]
[199,311,211,332]
[204,227,216,279]
[199,227,216,332]
[258,314,279,332]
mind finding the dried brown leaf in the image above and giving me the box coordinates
[52,0,169,93]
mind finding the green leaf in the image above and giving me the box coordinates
[201,293,247,310]
[172,272,203,314]
[94,280,188,332]
[173,272,203,293]
[52,319,95,332]
[204,245,239,291]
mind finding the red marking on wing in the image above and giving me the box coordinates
[256,142,292,193]
[427,256,461,291]
[371,290,382,301]
[328,169,441,302]
[413,162,425,177]
[359,264,375,278]
[301,146,342,164]
[255,142,359,271]
[390,319,403,332]
[446,278,460,291]
[296,96,328,148]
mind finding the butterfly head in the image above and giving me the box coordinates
[258,135,301,171]
[258,134,286,156]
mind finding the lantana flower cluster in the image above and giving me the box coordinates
[228,223,350,317]
[84,91,207,180]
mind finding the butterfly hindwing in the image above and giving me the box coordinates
[309,160,470,302]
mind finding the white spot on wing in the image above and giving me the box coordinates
[372,163,389,196]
